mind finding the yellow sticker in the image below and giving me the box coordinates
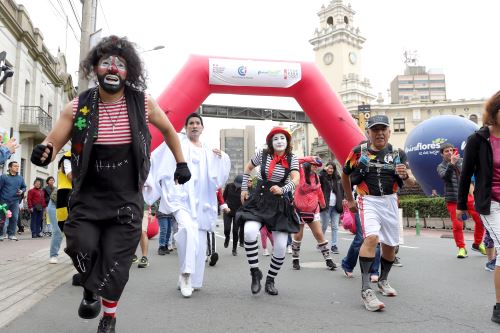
[80,106,90,116]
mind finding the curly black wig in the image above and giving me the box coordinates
[80,35,147,91]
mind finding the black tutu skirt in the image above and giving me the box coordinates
[237,180,299,233]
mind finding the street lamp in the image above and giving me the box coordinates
[141,45,165,53]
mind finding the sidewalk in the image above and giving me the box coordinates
[0,233,75,328]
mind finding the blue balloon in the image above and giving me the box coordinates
[404,115,479,196]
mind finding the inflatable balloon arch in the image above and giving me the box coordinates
[149,55,480,197]
[148,55,364,164]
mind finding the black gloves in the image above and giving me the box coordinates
[31,143,53,167]
[174,162,191,184]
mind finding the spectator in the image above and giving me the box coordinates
[319,161,344,254]
[27,179,46,238]
[0,161,26,241]
[223,175,244,256]
[437,143,485,258]
[0,137,18,165]
[42,176,55,237]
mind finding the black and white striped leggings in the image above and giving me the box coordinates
[244,221,288,280]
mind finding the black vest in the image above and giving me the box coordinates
[71,86,151,192]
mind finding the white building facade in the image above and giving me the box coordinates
[0,0,75,185]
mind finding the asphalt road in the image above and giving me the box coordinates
[2,226,499,333]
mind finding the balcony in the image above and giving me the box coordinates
[19,106,52,140]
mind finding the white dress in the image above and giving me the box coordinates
[143,133,230,288]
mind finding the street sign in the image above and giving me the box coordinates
[358,104,371,112]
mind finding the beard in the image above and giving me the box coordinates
[97,74,125,94]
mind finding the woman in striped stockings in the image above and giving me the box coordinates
[238,127,300,296]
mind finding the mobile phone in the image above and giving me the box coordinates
[453,148,459,156]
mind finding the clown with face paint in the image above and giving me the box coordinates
[238,127,300,296]
[29,36,190,333]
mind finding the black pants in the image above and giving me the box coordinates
[64,216,141,300]
[223,213,243,250]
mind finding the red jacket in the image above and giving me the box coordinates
[27,188,46,210]
[294,161,325,213]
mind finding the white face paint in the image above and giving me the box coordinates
[272,133,287,152]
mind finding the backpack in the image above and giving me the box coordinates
[354,142,403,187]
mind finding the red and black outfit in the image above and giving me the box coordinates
[27,186,47,237]
[64,86,151,302]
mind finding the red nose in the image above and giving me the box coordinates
[108,64,119,74]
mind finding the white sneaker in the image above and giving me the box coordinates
[8,235,18,241]
[287,245,292,254]
[262,248,270,256]
[179,273,193,298]
[377,280,398,297]
[49,257,58,264]
[361,288,385,311]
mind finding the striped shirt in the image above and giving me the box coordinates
[250,149,299,193]
[72,94,149,145]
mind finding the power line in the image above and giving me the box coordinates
[98,0,111,33]
[67,0,82,30]
[47,0,66,22]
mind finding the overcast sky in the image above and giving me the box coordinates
[17,0,500,148]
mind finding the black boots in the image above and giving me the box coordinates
[72,273,82,286]
[250,267,263,294]
[492,305,500,324]
[265,277,278,296]
[97,316,116,333]
[78,288,101,319]
[292,259,300,270]
[326,259,337,270]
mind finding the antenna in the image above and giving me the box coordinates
[403,50,418,66]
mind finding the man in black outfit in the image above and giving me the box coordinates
[223,175,244,255]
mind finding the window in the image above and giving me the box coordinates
[20,158,26,180]
[24,80,30,105]
[412,109,421,121]
[393,118,406,132]
[48,102,53,117]
[40,95,44,109]
[327,16,333,26]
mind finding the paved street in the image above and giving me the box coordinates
[0,224,498,333]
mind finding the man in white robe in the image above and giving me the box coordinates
[143,113,230,297]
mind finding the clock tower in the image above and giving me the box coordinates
[310,0,375,110]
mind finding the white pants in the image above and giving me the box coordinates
[174,209,208,288]
[358,194,400,247]
[480,200,500,266]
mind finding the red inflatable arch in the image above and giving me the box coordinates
[149,55,364,163]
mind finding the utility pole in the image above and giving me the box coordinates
[77,0,97,93]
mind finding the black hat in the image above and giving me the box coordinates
[367,115,389,129]
[234,175,243,188]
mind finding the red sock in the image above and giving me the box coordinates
[102,298,118,318]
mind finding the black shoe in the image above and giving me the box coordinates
[78,288,101,319]
[97,316,116,333]
[292,259,300,270]
[72,273,82,286]
[250,268,263,294]
[131,254,138,263]
[326,258,337,270]
[239,241,244,248]
[492,305,500,324]
[224,237,230,248]
[158,246,170,255]
[331,245,339,254]
[265,277,278,296]
[232,249,237,256]
[138,256,149,268]
[209,252,219,266]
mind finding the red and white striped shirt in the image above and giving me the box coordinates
[72,94,149,145]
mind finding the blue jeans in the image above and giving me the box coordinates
[158,216,173,247]
[320,206,341,246]
[1,201,20,237]
[48,202,63,257]
[341,212,381,275]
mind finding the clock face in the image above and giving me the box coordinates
[323,52,333,65]
[349,51,357,64]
